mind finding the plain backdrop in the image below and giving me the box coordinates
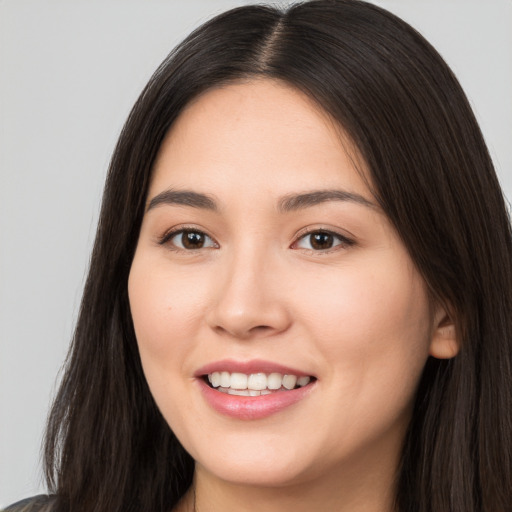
[1,0,511,506]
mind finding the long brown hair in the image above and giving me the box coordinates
[44,1,512,511]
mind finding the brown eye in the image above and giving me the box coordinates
[165,229,217,250]
[181,231,206,249]
[309,232,334,250]
[294,230,352,252]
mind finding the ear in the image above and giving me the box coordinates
[429,305,460,359]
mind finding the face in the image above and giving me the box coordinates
[128,79,444,489]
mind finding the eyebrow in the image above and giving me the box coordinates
[147,189,218,212]
[277,189,375,212]
[146,188,375,213]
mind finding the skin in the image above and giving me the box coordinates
[128,79,458,512]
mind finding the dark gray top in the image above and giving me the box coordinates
[2,495,55,512]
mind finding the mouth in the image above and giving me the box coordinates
[195,360,317,419]
[203,371,315,396]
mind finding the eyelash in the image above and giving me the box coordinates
[158,226,355,254]
[292,228,355,253]
[158,225,218,251]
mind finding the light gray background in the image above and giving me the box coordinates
[1,0,511,506]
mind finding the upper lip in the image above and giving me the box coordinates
[194,359,315,378]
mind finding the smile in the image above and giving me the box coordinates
[195,360,317,419]
[207,372,312,396]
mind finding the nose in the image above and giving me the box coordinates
[205,250,292,340]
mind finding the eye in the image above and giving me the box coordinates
[161,229,217,250]
[293,230,353,252]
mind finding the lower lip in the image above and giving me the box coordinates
[197,379,315,420]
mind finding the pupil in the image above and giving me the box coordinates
[182,231,204,249]
[311,232,333,250]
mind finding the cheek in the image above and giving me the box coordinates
[127,254,213,434]
[287,255,432,459]
[128,255,207,372]
[296,254,432,389]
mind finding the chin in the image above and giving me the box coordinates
[196,433,341,491]
[197,456,311,488]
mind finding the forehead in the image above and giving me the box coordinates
[150,79,371,201]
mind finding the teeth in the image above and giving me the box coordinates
[222,388,272,396]
[267,373,283,390]
[297,376,311,387]
[282,374,297,390]
[230,372,248,390]
[207,371,312,393]
[210,372,221,387]
[247,373,267,390]
[220,371,230,388]
[227,388,251,396]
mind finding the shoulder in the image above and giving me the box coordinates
[2,495,56,512]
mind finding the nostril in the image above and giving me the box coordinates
[212,323,276,340]
[250,325,273,333]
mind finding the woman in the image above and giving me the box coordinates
[5,0,511,511]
